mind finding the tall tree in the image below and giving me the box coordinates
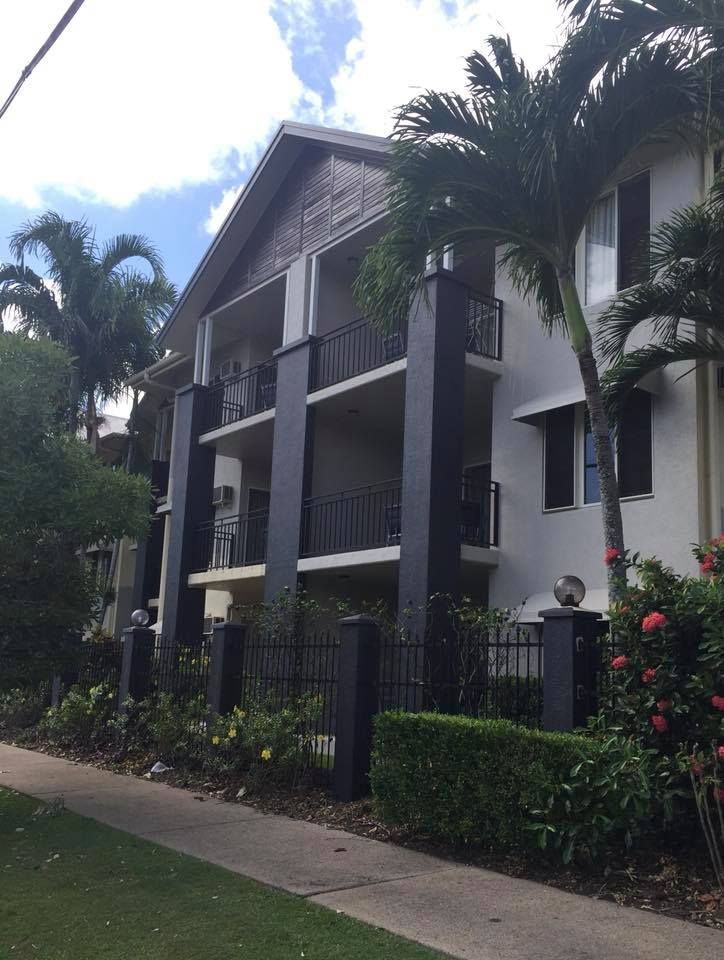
[599,174,724,413]
[0,333,150,682]
[0,212,176,449]
[354,35,722,594]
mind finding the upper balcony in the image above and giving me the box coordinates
[308,288,502,395]
[201,359,278,434]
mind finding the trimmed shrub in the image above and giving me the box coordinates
[39,683,117,748]
[371,711,595,847]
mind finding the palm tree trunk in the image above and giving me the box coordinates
[67,366,81,436]
[86,391,99,453]
[558,270,626,599]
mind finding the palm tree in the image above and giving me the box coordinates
[599,174,724,414]
[354,35,722,594]
[0,212,176,449]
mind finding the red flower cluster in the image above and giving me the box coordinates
[700,553,715,575]
[715,787,724,804]
[656,698,672,712]
[611,655,630,670]
[641,667,658,685]
[718,746,724,760]
[604,547,620,567]
[690,758,704,777]
[712,695,724,712]
[641,611,667,633]
[651,715,668,733]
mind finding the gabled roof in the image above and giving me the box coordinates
[159,122,390,353]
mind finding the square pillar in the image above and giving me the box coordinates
[540,606,603,731]
[264,336,317,603]
[207,622,246,716]
[397,269,468,634]
[160,383,215,644]
[118,626,155,710]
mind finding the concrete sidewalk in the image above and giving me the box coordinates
[0,743,720,959]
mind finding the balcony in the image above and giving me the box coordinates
[202,360,277,434]
[309,318,407,393]
[191,509,268,572]
[299,477,499,560]
[466,291,502,360]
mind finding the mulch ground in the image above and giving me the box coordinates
[6,734,723,931]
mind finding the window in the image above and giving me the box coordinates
[544,394,652,510]
[544,406,576,510]
[584,171,650,304]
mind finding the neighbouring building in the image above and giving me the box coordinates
[106,122,724,640]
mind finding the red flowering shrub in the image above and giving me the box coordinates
[605,550,724,759]
[604,547,620,567]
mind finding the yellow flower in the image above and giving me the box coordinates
[260,748,272,761]
[228,727,237,739]
[211,735,220,746]
[239,710,246,719]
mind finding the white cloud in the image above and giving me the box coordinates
[0,1,310,208]
[204,182,244,235]
[325,0,564,135]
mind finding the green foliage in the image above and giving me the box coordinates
[141,694,208,762]
[0,334,150,678]
[207,693,324,786]
[370,712,593,847]
[0,687,47,732]
[39,683,117,748]
[604,548,724,754]
[528,720,672,863]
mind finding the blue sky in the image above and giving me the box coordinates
[0,1,562,292]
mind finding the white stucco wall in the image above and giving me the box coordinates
[489,147,705,611]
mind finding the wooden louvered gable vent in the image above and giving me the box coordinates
[207,147,387,312]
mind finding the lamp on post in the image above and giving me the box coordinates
[553,575,586,608]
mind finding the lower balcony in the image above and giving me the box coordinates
[189,510,268,589]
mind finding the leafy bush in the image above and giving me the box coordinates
[371,712,594,847]
[528,720,673,862]
[206,693,323,785]
[139,694,207,763]
[0,687,47,732]
[604,548,724,755]
[39,683,117,748]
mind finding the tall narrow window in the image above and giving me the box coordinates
[583,413,600,504]
[544,406,575,510]
[618,391,652,498]
[618,172,650,290]
[585,192,616,304]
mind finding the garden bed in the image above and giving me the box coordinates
[4,732,722,931]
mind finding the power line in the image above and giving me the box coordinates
[0,0,86,123]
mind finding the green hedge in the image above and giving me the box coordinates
[370,712,596,848]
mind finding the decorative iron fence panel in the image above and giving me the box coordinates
[460,479,500,548]
[466,291,502,360]
[75,639,124,693]
[377,625,543,727]
[309,318,407,392]
[237,630,339,779]
[300,481,403,558]
[192,510,269,572]
[203,360,278,433]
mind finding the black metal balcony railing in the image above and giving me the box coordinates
[460,479,500,549]
[300,480,403,558]
[299,477,500,559]
[309,317,407,392]
[203,359,277,433]
[466,290,502,360]
[191,510,268,572]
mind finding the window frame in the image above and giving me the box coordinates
[578,168,652,307]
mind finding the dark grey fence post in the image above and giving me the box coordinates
[207,622,246,716]
[540,606,602,732]
[118,627,155,711]
[334,615,381,802]
[50,675,63,708]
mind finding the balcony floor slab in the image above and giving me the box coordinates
[188,564,265,590]
[307,357,406,405]
[298,545,400,572]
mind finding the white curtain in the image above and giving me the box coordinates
[585,192,616,304]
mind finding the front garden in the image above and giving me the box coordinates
[1,543,723,929]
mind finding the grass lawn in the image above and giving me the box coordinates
[0,788,442,960]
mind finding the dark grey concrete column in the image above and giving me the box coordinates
[118,626,155,711]
[540,607,603,731]
[264,336,317,603]
[207,622,246,716]
[160,383,215,644]
[334,615,381,801]
[397,269,468,633]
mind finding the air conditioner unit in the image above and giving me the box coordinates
[202,615,224,636]
[211,485,233,507]
[211,359,242,383]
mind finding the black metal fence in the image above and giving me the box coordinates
[377,624,544,727]
[192,510,269,572]
[300,480,403,557]
[460,479,500,549]
[309,317,407,392]
[75,639,124,693]
[466,290,503,360]
[203,360,278,433]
